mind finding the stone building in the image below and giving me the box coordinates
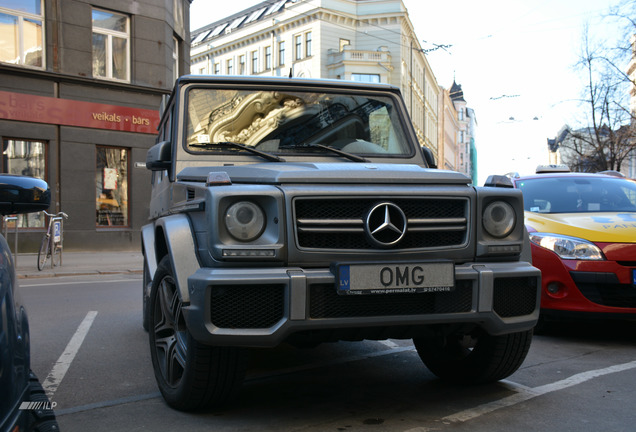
[189,0,441,158]
[0,0,191,251]
[449,80,477,183]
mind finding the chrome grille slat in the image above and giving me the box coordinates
[298,227,365,233]
[408,226,466,232]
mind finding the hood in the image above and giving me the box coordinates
[525,211,636,243]
[177,163,471,185]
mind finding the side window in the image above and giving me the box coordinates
[92,8,130,81]
[2,138,46,227]
[172,36,180,83]
[0,0,44,68]
[96,146,129,227]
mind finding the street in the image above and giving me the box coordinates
[20,274,636,432]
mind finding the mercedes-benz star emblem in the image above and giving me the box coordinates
[364,202,407,248]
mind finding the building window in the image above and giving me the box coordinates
[278,41,285,66]
[226,58,233,74]
[305,31,312,57]
[339,38,350,51]
[251,50,258,73]
[214,62,220,74]
[265,46,272,70]
[295,34,302,60]
[239,54,246,74]
[172,36,179,83]
[92,8,130,81]
[351,73,380,83]
[0,0,44,68]
[2,138,46,228]
[96,147,129,227]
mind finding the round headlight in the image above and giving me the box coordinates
[225,201,265,241]
[483,201,516,238]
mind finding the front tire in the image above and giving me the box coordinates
[413,327,533,384]
[149,256,248,411]
[37,236,49,271]
[142,259,151,331]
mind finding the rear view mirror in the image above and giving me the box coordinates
[0,175,51,215]
[484,175,514,188]
[421,146,437,169]
[146,140,172,171]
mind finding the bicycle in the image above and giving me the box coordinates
[37,210,68,271]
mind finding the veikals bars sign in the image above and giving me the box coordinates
[0,90,160,134]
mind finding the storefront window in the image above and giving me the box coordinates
[96,147,129,227]
[2,138,46,228]
[0,0,44,68]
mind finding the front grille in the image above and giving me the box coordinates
[571,271,636,308]
[210,284,285,328]
[294,197,468,250]
[493,277,538,318]
[309,280,473,319]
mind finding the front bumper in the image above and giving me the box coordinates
[532,243,636,314]
[184,262,541,347]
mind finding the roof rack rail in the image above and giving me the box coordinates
[535,164,570,174]
[598,170,625,178]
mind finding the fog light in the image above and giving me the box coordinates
[547,282,560,294]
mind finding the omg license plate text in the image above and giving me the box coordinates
[335,262,455,295]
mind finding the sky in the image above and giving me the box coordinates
[189,0,626,184]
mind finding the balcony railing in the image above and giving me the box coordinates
[327,48,392,66]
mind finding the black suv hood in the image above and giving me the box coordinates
[177,163,471,185]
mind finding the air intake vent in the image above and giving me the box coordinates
[493,277,538,317]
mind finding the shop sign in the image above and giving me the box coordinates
[0,90,160,134]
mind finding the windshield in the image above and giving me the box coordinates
[517,176,636,213]
[185,87,412,157]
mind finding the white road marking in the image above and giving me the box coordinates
[440,360,636,424]
[42,311,98,398]
[20,279,139,287]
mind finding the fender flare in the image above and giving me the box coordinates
[141,214,200,304]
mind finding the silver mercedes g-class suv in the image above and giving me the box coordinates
[141,75,540,411]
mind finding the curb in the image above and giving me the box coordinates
[18,269,143,279]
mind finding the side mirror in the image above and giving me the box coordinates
[146,140,172,171]
[421,146,437,169]
[484,175,514,188]
[0,175,51,215]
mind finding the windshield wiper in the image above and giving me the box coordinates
[282,143,369,162]
[190,142,285,162]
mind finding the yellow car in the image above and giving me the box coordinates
[511,167,636,322]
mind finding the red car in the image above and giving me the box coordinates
[510,167,636,324]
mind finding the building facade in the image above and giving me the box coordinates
[449,80,476,182]
[190,0,441,158]
[0,0,191,251]
[437,87,459,171]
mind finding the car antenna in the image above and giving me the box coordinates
[288,68,293,78]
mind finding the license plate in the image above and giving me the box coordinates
[633,269,636,286]
[334,261,454,295]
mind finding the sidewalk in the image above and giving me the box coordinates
[15,251,143,279]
